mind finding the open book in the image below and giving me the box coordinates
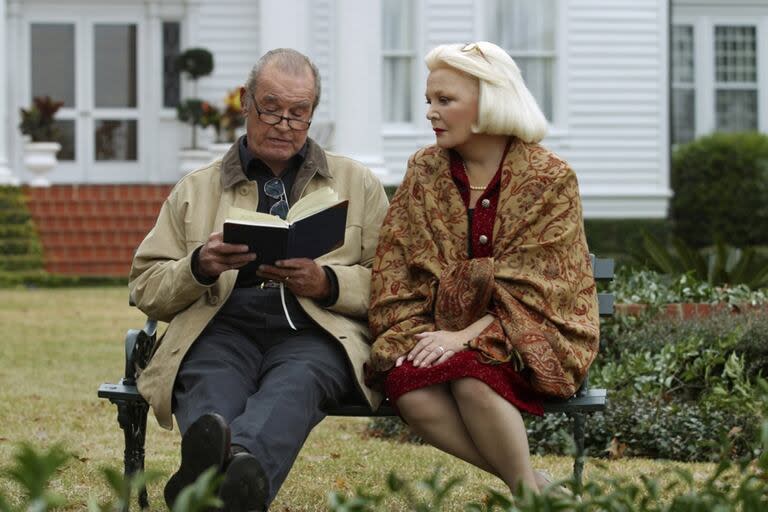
[223,186,349,268]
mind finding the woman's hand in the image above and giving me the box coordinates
[406,330,467,368]
[394,314,496,369]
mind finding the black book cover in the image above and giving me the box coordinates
[223,200,349,270]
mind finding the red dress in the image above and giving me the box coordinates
[384,146,544,416]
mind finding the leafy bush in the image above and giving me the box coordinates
[632,231,768,289]
[671,132,768,248]
[609,267,768,307]
[368,306,768,462]
[0,187,43,274]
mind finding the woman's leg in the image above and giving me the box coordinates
[450,378,539,493]
[396,384,500,476]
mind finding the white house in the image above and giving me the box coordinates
[0,0,764,221]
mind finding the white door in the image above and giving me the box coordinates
[26,16,146,183]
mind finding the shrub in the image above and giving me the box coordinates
[671,132,768,248]
[631,231,768,289]
[0,187,43,274]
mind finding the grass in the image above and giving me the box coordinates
[0,287,718,510]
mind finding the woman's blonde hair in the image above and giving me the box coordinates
[425,41,548,143]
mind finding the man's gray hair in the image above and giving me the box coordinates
[243,48,321,111]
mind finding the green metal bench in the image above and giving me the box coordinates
[98,256,614,510]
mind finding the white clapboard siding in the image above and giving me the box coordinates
[378,0,476,185]
[424,0,477,46]
[193,1,260,103]
[560,0,669,217]
[308,0,335,123]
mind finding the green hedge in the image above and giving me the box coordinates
[671,132,768,248]
[368,309,768,462]
[0,187,43,274]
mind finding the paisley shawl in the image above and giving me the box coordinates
[368,140,600,398]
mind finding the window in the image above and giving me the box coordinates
[714,25,757,132]
[382,0,414,123]
[671,25,695,145]
[488,0,556,121]
[162,21,181,108]
[31,23,76,160]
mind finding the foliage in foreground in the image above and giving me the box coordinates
[0,444,220,512]
[335,383,768,510]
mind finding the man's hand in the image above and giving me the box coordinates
[257,258,330,299]
[197,232,256,279]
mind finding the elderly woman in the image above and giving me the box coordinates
[367,41,600,493]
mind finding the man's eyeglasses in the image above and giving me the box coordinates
[253,99,312,131]
[265,178,290,219]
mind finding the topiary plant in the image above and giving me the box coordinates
[175,48,214,81]
[671,132,768,248]
[174,48,215,149]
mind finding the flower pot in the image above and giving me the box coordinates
[23,141,61,187]
[178,148,213,177]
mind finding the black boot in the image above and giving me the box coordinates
[164,413,231,509]
[219,452,269,511]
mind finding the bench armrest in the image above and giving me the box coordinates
[122,318,158,385]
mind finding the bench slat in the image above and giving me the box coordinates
[98,382,607,416]
[327,388,607,417]
[593,258,614,280]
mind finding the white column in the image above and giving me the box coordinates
[334,0,388,180]
[259,0,310,54]
[0,0,20,185]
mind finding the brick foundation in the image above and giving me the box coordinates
[25,185,172,276]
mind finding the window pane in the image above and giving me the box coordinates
[715,26,756,83]
[52,120,76,161]
[383,58,412,122]
[516,57,553,120]
[672,25,694,83]
[716,89,757,132]
[672,88,695,145]
[31,24,75,107]
[493,0,556,51]
[94,119,138,161]
[163,22,181,108]
[94,24,137,108]
[382,0,412,51]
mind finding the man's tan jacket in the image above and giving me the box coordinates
[129,140,389,429]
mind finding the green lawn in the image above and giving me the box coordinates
[0,287,717,510]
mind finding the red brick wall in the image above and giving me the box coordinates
[25,185,172,276]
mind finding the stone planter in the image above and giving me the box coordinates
[23,141,61,187]
[178,148,212,177]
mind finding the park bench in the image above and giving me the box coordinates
[98,256,614,510]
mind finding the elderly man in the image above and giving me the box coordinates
[129,48,388,511]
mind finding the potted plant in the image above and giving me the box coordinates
[209,88,245,157]
[19,96,64,187]
[175,47,215,174]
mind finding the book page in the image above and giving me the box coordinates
[287,187,341,222]
[226,206,288,228]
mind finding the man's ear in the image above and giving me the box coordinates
[239,87,248,114]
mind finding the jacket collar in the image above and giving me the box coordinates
[219,137,331,191]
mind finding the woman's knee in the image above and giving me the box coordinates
[395,386,449,424]
[450,378,498,408]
